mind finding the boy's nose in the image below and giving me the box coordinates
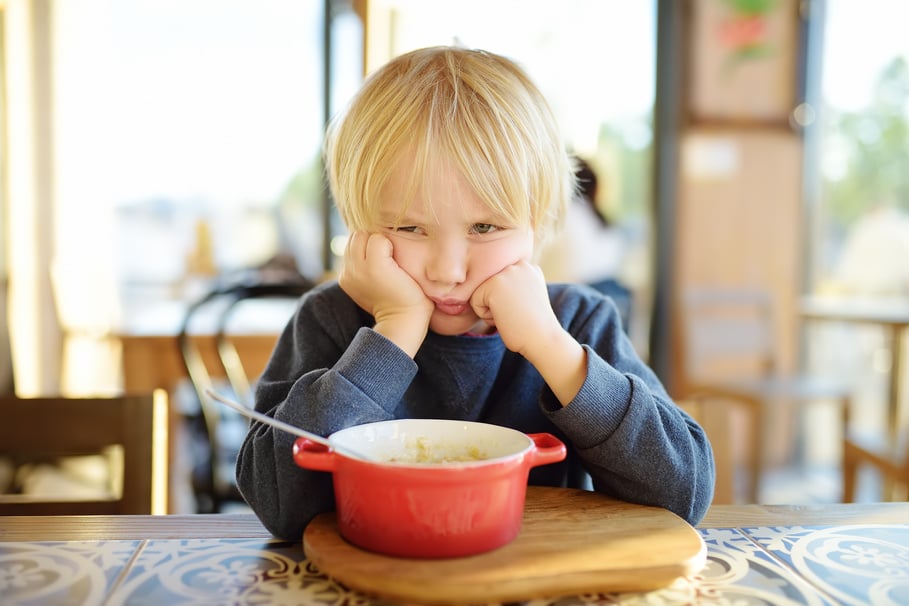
[426,239,467,285]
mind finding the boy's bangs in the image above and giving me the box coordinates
[435,116,530,229]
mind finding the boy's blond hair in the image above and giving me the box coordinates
[324,46,573,246]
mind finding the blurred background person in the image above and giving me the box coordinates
[540,156,632,329]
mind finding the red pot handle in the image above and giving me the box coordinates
[292,437,338,472]
[526,432,567,467]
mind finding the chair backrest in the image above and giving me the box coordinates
[0,392,167,515]
[680,288,777,387]
[179,280,313,405]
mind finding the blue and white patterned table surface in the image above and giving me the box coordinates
[1,523,908,605]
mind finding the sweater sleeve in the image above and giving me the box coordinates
[543,286,716,525]
[235,287,417,540]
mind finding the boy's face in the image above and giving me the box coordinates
[375,157,534,336]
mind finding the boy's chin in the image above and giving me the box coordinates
[428,314,489,337]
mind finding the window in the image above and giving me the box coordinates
[806,0,909,296]
[43,0,359,393]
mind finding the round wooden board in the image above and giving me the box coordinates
[303,486,706,605]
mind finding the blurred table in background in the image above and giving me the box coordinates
[118,333,277,395]
[115,299,288,395]
[800,295,909,444]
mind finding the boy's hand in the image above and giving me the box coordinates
[470,261,587,406]
[339,231,432,357]
[469,261,560,357]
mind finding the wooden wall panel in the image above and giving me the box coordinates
[672,129,804,390]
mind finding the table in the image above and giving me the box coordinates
[2,490,908,605]
[118,333,278,394]
[115,298,293,395]
[800,295,909,442]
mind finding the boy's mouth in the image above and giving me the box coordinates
[432,297,468,316]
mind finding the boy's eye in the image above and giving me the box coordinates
[392,225,425,235]
[471,223,501,235]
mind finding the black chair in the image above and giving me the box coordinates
[177,276,314,513]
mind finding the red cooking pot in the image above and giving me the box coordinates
[293,418,566,558]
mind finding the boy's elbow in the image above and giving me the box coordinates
[685,482,714,526]
[240,485,307,541]
[264,515,306,542]
[682,455,716,526]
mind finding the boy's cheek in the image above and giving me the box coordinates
[505,230,535,265]
[497,237,536,270]
[387,239,423,278]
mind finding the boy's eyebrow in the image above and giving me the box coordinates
[377,208,515,226]
[377,211,415,224]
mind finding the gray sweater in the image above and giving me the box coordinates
[236,281,715,540]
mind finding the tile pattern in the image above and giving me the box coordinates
[744,525,909,606]
[0,540,141,605]
[1,525,907,605]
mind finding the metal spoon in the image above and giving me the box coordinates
[205,388,375,462]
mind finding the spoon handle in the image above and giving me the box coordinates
[205,388,374,461]
[205,388,333,447]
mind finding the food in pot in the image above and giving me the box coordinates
[385,437,488,464]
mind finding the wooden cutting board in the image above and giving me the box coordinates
[303,486,706,605]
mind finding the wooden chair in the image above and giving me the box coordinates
[678,288,853,503]
[0,392,167,515]
[843,414,908,501]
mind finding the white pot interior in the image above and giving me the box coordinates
[328,419,532,466]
